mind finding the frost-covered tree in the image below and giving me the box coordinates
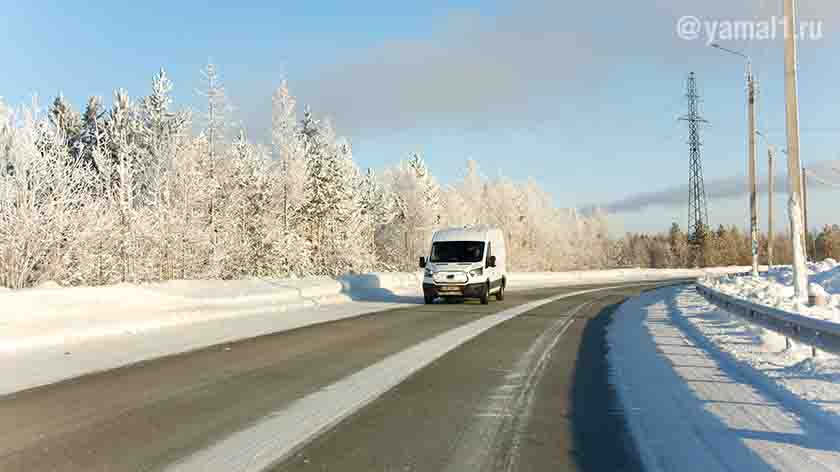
[139,69,190,167]
[49,94,82,151]
[297,112,363,274]
[200,61,227,159]
[455,158,485,225]
[356,168,394,269]
[0,98,11,173]
[380,153,441,270]
[0,66,634,288]
[0,105,90,287]
[196,62,231,276]
[668,222,689,267]
[100,89,145,281]
[77,96,105,172]
[271,81,306,234]
[135,70,192,280]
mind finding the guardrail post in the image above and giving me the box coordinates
[812,332,820,358]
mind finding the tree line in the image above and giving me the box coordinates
[615,222,840,269]
[5,65,834,289]
[0,64,614,288]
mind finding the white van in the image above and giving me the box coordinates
[419,225,507,305]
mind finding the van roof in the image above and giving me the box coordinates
[432,225,500,243]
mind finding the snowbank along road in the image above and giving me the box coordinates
[0,281,680,471]
[610,285,840,472]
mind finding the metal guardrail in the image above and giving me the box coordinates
[696,283,840,358]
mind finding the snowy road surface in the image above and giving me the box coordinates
[0,283,665,471]
[610,285,840,472]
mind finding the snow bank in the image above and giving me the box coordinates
[609,286,840,471]
[0,273,423,354]
[0,267,750,355]
[701,260,840,323]
[673,286,840,436]
[0,267,752,394]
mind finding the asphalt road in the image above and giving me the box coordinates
[0,282,675,471]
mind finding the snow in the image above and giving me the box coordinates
[701,260,840,322]
[609,285,840,471]
[0,268,741,353]
[1,268,746,396]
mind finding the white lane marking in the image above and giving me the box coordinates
[445,301,594,472]
[168,282,662,472]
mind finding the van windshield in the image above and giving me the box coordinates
[430,241,485,263]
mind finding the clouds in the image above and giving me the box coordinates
[288,0,838,137]
[590,159,840,214]
[293,1,603,135]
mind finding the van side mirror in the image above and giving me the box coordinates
[487,256,497,268]
[419,257,427,268]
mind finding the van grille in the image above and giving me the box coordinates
[433,271,468,284]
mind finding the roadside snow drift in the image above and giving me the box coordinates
[609,286,840,471]
[1,268,743,354]
[2,267,745,395]
[702,260,840,323]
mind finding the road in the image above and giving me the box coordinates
[0,282,675,471]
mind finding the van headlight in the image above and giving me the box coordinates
[424,268,434,277]
[469,268,483,278]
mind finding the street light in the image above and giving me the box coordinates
[711,43,760,277]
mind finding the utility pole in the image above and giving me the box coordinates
[712,43,759,276]
[783,0,809,301]
[802,167,810,260]
[768,146,775,268]
[748,62,759,277]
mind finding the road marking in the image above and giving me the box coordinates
[444,301,594,472]
[168,282,664,472]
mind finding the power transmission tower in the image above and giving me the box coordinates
[680,72,710,266]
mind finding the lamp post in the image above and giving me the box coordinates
[711,43,759,277]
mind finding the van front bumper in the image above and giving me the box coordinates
[423,282,487,299]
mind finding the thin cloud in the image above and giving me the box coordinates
[292,1,602,135]
[588,159,840,214]
[286,0,837,137]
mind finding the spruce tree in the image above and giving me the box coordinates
[49,94,82,153]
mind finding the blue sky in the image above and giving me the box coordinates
[2,0,838,234]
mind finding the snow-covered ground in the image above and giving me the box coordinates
[701,260,840,322]
[1,268,742,395]
[610,285,840,471]
[1,268,741,354]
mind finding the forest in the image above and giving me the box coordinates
[0,65,615,288]
[2,64,837,289]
